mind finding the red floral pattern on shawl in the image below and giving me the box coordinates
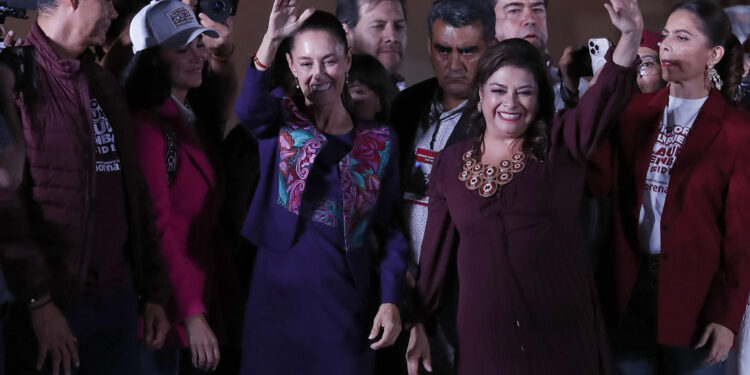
[277,97,392,250]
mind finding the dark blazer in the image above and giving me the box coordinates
[591,88,750,346]
[391,78,471,186]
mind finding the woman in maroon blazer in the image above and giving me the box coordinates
[589,1,750,373]
[404,0,642,374]
[124,1,241,374]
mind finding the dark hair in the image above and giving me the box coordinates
[671,0,745,104]
[336,0,407,29]
[291,10,350,53]
[122,46,224,144]
[288,10,354,113]
[428,0,496,44]
[270,38,297,97]
[488,0,548,8]
[465,38,554,161]
[349,54,398,122]
[106,0,150,46]
[743,37,750,55]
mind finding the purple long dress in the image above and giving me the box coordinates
[416,59,637,374]
[235,64,408,375]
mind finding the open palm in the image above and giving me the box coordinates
[605,0,643,35]
[266,0,315,41]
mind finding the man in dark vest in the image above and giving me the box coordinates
[0,0,170,374]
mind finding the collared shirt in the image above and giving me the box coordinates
[404,95,467,263]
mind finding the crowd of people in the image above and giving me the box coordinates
[0,0,748,374]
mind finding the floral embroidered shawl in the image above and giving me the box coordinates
[277,97,392,251]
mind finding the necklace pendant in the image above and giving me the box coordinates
[459,150,526,198]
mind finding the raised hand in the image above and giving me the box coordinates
[604,0,643,67]
[254,0,315,70]
[199,13,234,59]
[604,0,643,36]
[266,0,315,42]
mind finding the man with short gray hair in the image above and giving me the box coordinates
[0,1,170,374]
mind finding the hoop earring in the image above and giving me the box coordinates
[707,64,723,91]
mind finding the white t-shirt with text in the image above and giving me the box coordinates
[638,95,707,254]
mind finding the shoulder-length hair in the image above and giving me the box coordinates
[465,38,555,161]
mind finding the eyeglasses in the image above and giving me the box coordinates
[637,57,660,77]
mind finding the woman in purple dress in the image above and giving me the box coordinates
[405,0,642,374]
[234,1,408,374]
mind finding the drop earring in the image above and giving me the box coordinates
[295,77,300,89]
[707,63,722,90]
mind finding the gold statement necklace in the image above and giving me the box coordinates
[458,148,526,198]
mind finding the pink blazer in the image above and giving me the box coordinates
[134,98,221,346]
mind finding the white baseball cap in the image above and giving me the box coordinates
[130,0,220,53]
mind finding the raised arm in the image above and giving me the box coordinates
[555,0,642,163]
[235,0,314,133]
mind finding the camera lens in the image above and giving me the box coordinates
[589,41,594,47]
[590,48,595,54]
[213,0,225,11]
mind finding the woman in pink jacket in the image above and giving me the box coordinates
[124,1,241,374]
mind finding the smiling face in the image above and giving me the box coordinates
[493,0,548,50]
[163,37,209,91]
[479,65,538,140]
[288,30,352,106]
[352,0,407,74]
[660,9,723,89]
[429,19,488,102]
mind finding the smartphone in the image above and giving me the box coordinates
[588,38,612,74]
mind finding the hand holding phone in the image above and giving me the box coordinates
[588,38,612,74]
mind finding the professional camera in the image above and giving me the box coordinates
[0,0,36,94]
[198,0,238,23]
